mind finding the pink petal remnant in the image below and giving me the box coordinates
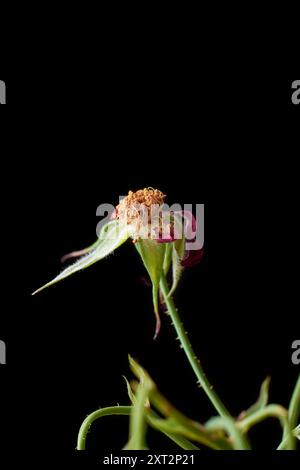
[156,236,176,243]
[181,248,204,267]
[181,210,197,237]
[156,210,204,267]
[110,207,118,219]
[180,210,203,267]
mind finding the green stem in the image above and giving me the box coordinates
[77,404,200,451]
[277,426,300,450]
[288,374,300,436]
[160,273,231,420]
[282,373,300,450]
[128,382,149,449]
[222,417,251,450]
[237,404,288,433]
[77,406,131,450]
[205,416,250,450]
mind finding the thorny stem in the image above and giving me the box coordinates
[77,406,131,450]
[159,272,231,420]
[77,404,200,451]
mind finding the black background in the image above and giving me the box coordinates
[0,72,299,465]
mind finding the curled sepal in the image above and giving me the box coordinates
[135,240,166,339]
[32,220,129,295]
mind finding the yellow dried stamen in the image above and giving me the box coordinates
[117,188,165,214]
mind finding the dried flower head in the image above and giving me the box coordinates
[114,188,166,241]
[33,187,203,338]
[117,188,166,214]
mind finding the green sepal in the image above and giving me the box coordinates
[32,220,129,295]
[168,237,185,297]
[163,242,173,275]
[135,239,166,338]
[239,376,271,420]
[167,212,186,297]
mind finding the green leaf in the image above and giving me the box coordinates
[238,377,271,420]
[129,356,232,450]
[125,378,150,450]
[32,220,129,295]
[123,376,137,405]
[135,240,166,338]
[124,364,199,450]
[125,356,154,450]
[146,413,201,450]
[128,355,155,388]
